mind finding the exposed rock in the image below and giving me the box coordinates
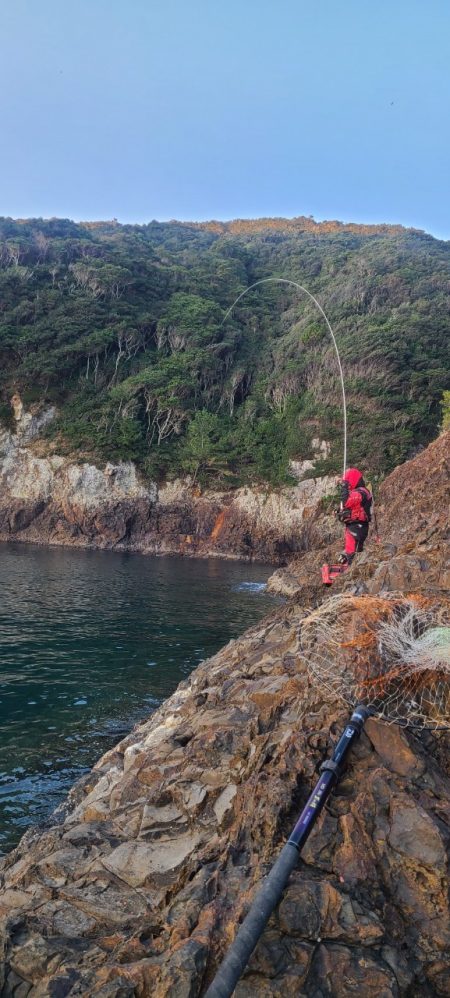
[277,878,384,944]
[0,400,334,563]
[1,590,449,995]
[0,420,449,995]
[101,832,202,883]
[213,784,237,826]
[305,943,399,997]
[289,438,331,480]
[267,429,450,597]
[364,719,425,777]
[388,797,447,870]
[10,394,56,442]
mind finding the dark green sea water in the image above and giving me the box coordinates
[0,543,276,854]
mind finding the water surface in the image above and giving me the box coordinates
[0,544,276,853]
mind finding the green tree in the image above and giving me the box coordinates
[0,215,449,484]
[181,410,225,483]
[442,390,450,431]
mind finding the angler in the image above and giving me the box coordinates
[337,467,373,566]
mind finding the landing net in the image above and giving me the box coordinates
[301,594,450,730]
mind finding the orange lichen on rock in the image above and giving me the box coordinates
[210,508,227,541]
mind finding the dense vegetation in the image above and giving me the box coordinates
[442,391,450,431]
[0,216,448,486]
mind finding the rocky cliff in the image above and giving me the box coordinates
[0,399,333,564]
[268,428,450,598]
[0,432,448,997]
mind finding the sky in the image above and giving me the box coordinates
[0,0,449,239]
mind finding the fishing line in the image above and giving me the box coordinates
[220,278,347,479]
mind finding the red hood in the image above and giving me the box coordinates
[343,467,363,489]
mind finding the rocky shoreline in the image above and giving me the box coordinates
[0,400,335,566]
[1,593,449,996]
[0,422,448,995]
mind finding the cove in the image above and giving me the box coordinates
[0,543,276,853]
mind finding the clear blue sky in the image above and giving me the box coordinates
[1,0,449,238]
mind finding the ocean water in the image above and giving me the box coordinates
[0,543,277,854]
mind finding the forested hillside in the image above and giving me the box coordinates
[0,215,448,485]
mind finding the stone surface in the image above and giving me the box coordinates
[0,421,449,995]
[0,399,334,563]
[267,428,450,598]
[1,588,449,994]
[364,720,425,777]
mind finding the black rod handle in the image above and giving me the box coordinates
[289,705,369,849]
[204,707,370,998]
[204,841,299,998]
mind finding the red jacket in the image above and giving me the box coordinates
[344,487,372,522]
[342,468,372,523]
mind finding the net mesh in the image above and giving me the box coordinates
[301,593,450,730]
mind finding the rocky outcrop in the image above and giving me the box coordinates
[0,420,449,996]
[268,429,450,597]
[0,594,449,996]
[371,428,450,592]
[0,403,333,564]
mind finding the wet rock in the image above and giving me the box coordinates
[8,501,47,533]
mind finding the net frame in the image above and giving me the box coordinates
[300,593,450,731]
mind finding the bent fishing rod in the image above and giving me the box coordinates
[219,277,348,481]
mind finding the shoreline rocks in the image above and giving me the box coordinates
[267,429,450,598]
[0,416,449,995]
[1,597,449,995]
[0,405,335,564]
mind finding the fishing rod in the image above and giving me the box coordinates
[219,278,347,482]
[204,706,370,998]
[204,287,400,997]
[372,501,381,543]
[205,594,450,997]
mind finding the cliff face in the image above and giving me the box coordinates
[0,431,448,997]
[0,402,333,564]
[369,429,450,593]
